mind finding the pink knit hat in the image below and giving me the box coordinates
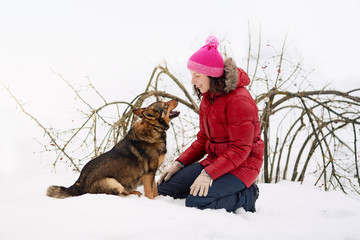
[187,36,224,77]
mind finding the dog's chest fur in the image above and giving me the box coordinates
[115,122,167,172]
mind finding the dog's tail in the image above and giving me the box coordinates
[46,184,82,199]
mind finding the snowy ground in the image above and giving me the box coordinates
[1,1,360,239]
[1,159,360,240]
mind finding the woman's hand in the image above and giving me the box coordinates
[157,161,183,185]
[190,170,213,197]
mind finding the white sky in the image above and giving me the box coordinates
[1,0,360,173]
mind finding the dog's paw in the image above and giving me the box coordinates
[131,191,142,197]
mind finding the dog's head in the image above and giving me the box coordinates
[133,99,180,130]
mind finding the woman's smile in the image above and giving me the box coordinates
[190,71,210,93]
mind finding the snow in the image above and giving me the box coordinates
[1,0,360,239]
[1,159,360,240]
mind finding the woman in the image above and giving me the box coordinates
[157,36,264,213]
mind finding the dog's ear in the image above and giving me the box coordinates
[142,109,158,120]
[133,108,145,117]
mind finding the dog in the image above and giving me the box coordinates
[47,99,180,199]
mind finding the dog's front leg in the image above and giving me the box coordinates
[141,171,157,199]
[153,179,159,197]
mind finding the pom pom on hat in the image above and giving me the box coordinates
[187,36,224,77]
[205,35,219,49]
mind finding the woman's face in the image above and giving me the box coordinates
[191,71,210,93]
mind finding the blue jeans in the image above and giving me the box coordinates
[157,163,257,212]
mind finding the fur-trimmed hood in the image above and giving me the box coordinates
[223,58,250,93]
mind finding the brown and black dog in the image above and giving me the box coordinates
[47,99,180,199]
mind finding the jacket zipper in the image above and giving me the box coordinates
[204,95,214,142]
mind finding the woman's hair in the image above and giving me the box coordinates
[193,73,227,99]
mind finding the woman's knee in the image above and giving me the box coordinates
[157,181,183,198]
[157,183,167,196]
[157,182,169,196]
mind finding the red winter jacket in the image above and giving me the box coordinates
[177,58,264,188]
